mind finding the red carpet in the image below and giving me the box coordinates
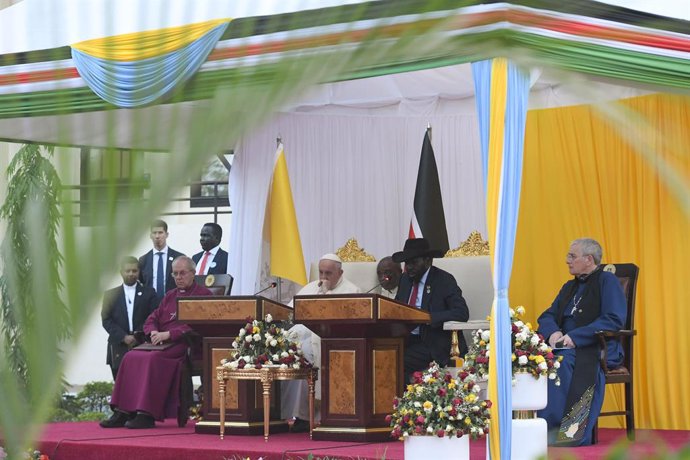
[32,421,690,459]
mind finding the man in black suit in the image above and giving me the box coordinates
[102,256,160,379]
[139,219,185,299]
[393,238,469,382]
[191,222,228,275]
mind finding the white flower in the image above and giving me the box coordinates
[414,401,422,408]
[481,330,491,341]
[239,328,246,337]
[518,355,528,365]
[538,362,547,371]
[265,332,273,340]
[292,363,300,369]
[253,320,259,326]
[554,361,560,369]
[272,354,280,361]
[245,336,253,343]
[549,373,556,380]
[280,364,288,369]
[446,424,453,432]
[530,335,541,346]
[228,361,238,369]
[232,341,238,349]
[281,351,289,358]
[265,314,273,323]
[516,306,525,315]
[426,426,434,434]
[515,320,524,328]
[270,339,277,347]
[253,333,261,342]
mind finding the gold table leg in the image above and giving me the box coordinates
[218,373,226,440]
[260,370,274,442]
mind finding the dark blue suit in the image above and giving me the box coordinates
[192,247,228,274]
[395,265,469,375]
[139,247,185,296]
[101,283,159,377]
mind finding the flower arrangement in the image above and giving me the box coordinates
[221,314,312,370]
[386,362,491,439]
[463,306,563,385]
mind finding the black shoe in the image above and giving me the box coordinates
[125,412,155,429]
[99,410,131,428]
[290,418,310,433]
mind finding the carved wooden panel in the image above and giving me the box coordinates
[378,297,430,322]
[296,297,373,320]
[211,348,237,409]
[372,349,397,414]
[328,350,356,415]
[178,299,255,321]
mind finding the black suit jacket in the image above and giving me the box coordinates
[395,265,470,365]
[101,283,160,367]
[139,247,185,295]
[192,248,228,274]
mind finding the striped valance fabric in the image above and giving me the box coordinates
[0,1,688,116]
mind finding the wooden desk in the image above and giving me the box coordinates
[217,366,318,442]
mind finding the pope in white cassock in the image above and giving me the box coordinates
[282,253,361,432]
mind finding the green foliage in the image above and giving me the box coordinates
[77,381,113,413]
[0,144,69,385]
[50,381,114,422]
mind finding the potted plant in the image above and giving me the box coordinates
[386,362,491,459]
[220,314,312,370]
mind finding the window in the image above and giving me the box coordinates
[79,147,149,226]
[190,151,232,208]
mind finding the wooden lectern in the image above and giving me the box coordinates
[177,295,292,435]
[293,293,430,442]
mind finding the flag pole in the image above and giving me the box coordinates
[275,134,283,303]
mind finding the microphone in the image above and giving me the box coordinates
[254,282,277,296]
[317,281,323,287]
[367,276,390,293]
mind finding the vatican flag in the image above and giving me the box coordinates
[266,142,307,285]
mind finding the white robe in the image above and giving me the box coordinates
[282,276,362,420]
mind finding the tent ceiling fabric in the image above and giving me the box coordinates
[0,0,689,149]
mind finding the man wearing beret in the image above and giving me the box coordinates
[393,238,469,382]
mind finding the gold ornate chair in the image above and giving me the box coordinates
[593,263,639,443]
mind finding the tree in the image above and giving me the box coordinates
[0,144,69,385]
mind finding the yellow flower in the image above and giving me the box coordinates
[515,341,522,347]
[511,353,516,361]
[407,384,414,393]
[464,417,472,425]
[448,381,456,390]
[479,340,486,346]
[428,377,436,384]
[423,401,433,411]
[252,326,260,334]
[528,355,535,361]
[439,412,447,419]
[535,355,545,364]
[465,393,477,403]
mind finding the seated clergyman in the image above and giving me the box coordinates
[100,256,213,429]
[282,253,361,432]
[536,238,626,446]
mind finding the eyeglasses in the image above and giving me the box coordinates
[172,270,192,277]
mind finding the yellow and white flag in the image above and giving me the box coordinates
[265,142,307,285]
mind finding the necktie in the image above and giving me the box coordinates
[156,252,165,298]
[198,251,211,275]
[408,282,420,307]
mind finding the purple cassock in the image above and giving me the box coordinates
[110,282,212,420]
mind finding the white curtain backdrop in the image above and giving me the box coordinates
[229,111,486,295]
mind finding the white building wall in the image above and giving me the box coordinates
[0,142,231,385]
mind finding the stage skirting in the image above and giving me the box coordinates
[28,421,690,460]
